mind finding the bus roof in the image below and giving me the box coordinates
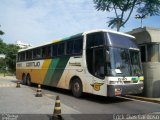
[83,29,135,39]
[18,29,135,52]
[18,33,83,52]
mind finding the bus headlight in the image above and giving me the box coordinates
[139,86,144,91]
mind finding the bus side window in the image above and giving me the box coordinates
[52,44,58,57]
[58,43,65,56]
[42,46,51,58]
[74,38,83,54]
[33,48,41,59]
[67,40,74,55]
[26,50,32,60]
[87,32,103,48]
[20,52,25,61]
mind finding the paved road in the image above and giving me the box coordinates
[0,76,160,120]
[31,84,160,114]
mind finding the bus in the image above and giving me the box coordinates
[16,29,144,97]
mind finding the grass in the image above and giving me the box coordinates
[0,71,15,76]
[0,73,4,76]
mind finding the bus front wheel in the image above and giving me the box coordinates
[22,74,26,85]
[71,78,83,98]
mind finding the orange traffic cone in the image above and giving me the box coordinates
[52,96,63,120]
[16,81,20,88]
[35,84,42,97]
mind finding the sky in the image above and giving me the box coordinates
[0,0,160,46]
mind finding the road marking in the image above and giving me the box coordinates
[0,84,15,87]
[45,93,56,97]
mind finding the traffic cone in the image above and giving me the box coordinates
[16,81,20,88]
[35,84,42,97]
[52,96,63,120]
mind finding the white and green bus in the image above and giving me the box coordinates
[16,29,144,97]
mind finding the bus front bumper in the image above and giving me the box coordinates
[107,83,143,97]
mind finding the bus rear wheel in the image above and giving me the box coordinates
[22,74,26,85]
[26,75,32,86]
[71,78,83,98]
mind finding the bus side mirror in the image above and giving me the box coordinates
[106,51,110,62]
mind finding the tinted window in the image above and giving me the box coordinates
[42,46,51,58]
[33,48,41,59]
[87,32,104,48]
[86,48,105,79]
[52,44,58,57]
[74,38,83,54]
[26,50,32,60]
[140,45,146,62]
[67,40,74,55]
[19,52,25,61]
[130,50,142,76]
[58,43,65,56]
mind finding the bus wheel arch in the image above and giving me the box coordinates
[70,76,83,98]
[22,73,26,85]
[26,73,32,86]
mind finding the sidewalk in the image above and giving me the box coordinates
[0,76,80,114]
[125,95,160,104]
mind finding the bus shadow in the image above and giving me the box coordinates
[30,83,73,96]
[82,93,131,104]
[30,83,131,104]
[11,80,21,83]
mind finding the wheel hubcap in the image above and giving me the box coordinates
[74,82,80,92]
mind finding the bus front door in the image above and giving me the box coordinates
[92,48,106,96]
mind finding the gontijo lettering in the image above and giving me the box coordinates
[26,62,40,67]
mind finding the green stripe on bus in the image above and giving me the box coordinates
[43,58,59,85]
[43,57,70,86]
[50,56,70,86]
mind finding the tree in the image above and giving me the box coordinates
[5,44,20,72]
[0,25,4,35]
[0,39,7,54]
[93,0,160,31]
[0,26,20,72]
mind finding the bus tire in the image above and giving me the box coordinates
[71,78,83,98]
[26,74,32,86]
[22,74,26,85]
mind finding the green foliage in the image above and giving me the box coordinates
[0,39,7,54]
[0,40,20,72]
[0,30,4,35]
[0,26,20,72]
[6,44,20,72]
[0,25,4,35]
[93,0,160,31]
[137,0,160,16]
[107,17,124,30]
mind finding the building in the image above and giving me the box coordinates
[16,41,32,49]
[128,27,160,98]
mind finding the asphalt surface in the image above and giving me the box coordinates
[31,84,160,114]
[0,76,160,120]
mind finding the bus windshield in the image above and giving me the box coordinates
[130,50,142,76]
[109,47,142,76]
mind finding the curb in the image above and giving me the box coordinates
[125,95,160,104]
